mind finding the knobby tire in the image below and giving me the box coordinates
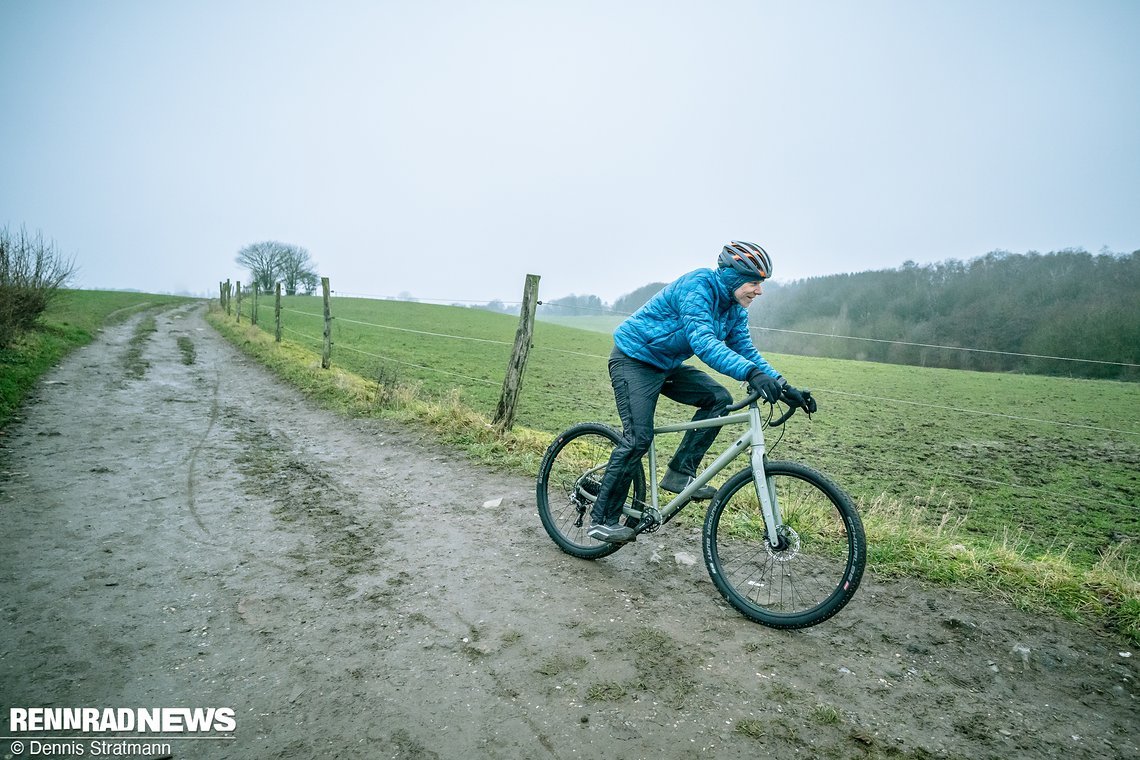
[535,423,646,560]
[702,460,865,629]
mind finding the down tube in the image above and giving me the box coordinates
[660,427,752,522]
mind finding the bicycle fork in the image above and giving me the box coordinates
[748,404,784,549]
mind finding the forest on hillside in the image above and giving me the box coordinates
[754,249,1139,381]
[534,249,1139,381]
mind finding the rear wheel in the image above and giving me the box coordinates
[536,423,646,559]
[702,460,865,628]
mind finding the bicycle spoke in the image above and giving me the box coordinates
[703,461,865,628]
[536,424,645,559]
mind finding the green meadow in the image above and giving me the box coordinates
[219,294,1138,641]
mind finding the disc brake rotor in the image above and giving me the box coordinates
[766,525,801,562]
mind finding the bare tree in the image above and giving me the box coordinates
[297,270,320,296]
[236,241,318,295]
[0,226,78,347]
[236,241,286,293]
[278,245,318,296]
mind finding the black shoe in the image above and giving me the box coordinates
[660,467,716,500]
[587,522,636,543]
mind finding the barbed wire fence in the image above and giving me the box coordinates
[216,275,1139,560]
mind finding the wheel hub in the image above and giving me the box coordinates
[766,525,801,562]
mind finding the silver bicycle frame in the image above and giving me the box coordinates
[623,403,784,548]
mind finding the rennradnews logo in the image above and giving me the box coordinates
[10,707,236,733]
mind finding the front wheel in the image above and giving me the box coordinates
[702,460,865,629]
[536,423,646,560]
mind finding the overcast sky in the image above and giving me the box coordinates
[2,0,1137,304]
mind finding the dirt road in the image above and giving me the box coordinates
[1,303,1135,759]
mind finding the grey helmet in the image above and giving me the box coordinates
[718,241,772,281]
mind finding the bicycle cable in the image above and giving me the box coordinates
[764,403,788,455]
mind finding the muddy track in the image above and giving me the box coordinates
[0,303,1135,759]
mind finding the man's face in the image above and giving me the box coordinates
[733,280,764,308]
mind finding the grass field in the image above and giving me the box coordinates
[218,295,1135,641]
[536,313,623,334]
[0,289,195,428]
[247,297,1138,546]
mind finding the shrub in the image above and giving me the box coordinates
[0,226,77,347]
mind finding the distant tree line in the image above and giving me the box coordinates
[612,282,667,315]
[754,249,1139,381]
[480,287,669,317]
[537,293,607,317]
[513,248,1136,381]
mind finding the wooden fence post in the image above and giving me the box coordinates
[219,281,225,309]
[493,273,541,432]
[235,280,242,323]
[252,283,259,326]
[321,277,332,369]
[225,279,232,316]
[275,282,282,342]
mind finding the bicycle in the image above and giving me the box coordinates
[536,386,866,629]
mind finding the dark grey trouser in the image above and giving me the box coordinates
[590,347,732,525]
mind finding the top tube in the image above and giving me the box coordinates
[652,387,765,435]
[653,410,751,435]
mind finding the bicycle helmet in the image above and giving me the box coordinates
[718,241,772,281]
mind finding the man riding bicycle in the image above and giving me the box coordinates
[587,241,816,544]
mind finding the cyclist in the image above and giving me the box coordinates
[587,241,815,544]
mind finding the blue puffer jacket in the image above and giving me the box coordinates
[613,268,780,382]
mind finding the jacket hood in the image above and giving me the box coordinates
[714,267,750,306]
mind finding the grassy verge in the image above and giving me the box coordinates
[861,494,1138,643]
[207,305,1139,643]
[206,306,552,474]
[0,290,195,429]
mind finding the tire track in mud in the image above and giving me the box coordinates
[184,365,222,536]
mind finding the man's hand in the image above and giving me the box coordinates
[782,385,817,414]
[747,370,782,403]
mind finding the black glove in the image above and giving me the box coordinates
[782,384,818,414]
[747,369,782,404]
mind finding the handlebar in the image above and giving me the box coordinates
[724,387,814,427]
[769,403,799,427]
[725,388,763,413]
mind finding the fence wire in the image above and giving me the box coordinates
[232,291,1138,546]
[251,296,1140,435]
